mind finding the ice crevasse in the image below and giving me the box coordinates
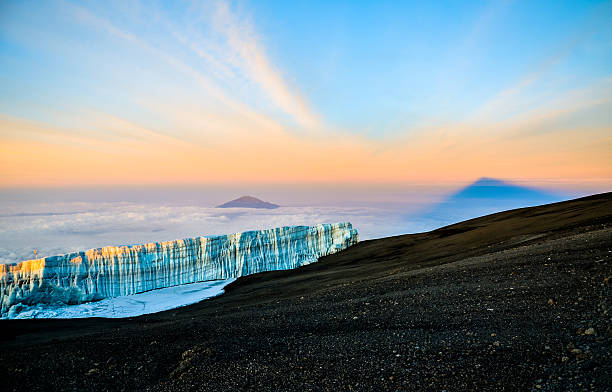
[0,223,358,317]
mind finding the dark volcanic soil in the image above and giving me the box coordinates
[1,193,611,391]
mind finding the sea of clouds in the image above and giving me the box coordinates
[0,200,424,264]
[0,183,576,264]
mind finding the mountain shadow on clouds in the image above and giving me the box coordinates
[405,177,565,232]
[449,177,559,202]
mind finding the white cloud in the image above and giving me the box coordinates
[0,201,406,264]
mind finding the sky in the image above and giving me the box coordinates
[0,0,611,189]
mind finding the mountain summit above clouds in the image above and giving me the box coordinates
[217,196,279,209]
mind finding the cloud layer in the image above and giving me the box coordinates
[0,200,407,264]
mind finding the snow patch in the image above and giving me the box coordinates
[5,279,235,319]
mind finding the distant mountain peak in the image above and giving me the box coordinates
[217,196,279,209]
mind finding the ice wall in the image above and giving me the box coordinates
[0,223,358,316]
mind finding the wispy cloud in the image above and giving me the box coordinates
[69,0,320,130]
[68,2,286,133]
[472,47,575,122]
[211,1,320,129]
[471,4,610,123]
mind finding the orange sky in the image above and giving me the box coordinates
[1,111,610,188]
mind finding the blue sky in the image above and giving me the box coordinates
[0,0,611,186]
[251,0,611,134]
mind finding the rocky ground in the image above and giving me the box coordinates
[1,193,611,391]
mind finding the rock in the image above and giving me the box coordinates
[171,347,213,379]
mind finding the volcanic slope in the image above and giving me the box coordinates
[1,193,611,391]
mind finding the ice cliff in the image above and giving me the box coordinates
[0,223,358,317]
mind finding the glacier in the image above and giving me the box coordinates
[0,222,358,318]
